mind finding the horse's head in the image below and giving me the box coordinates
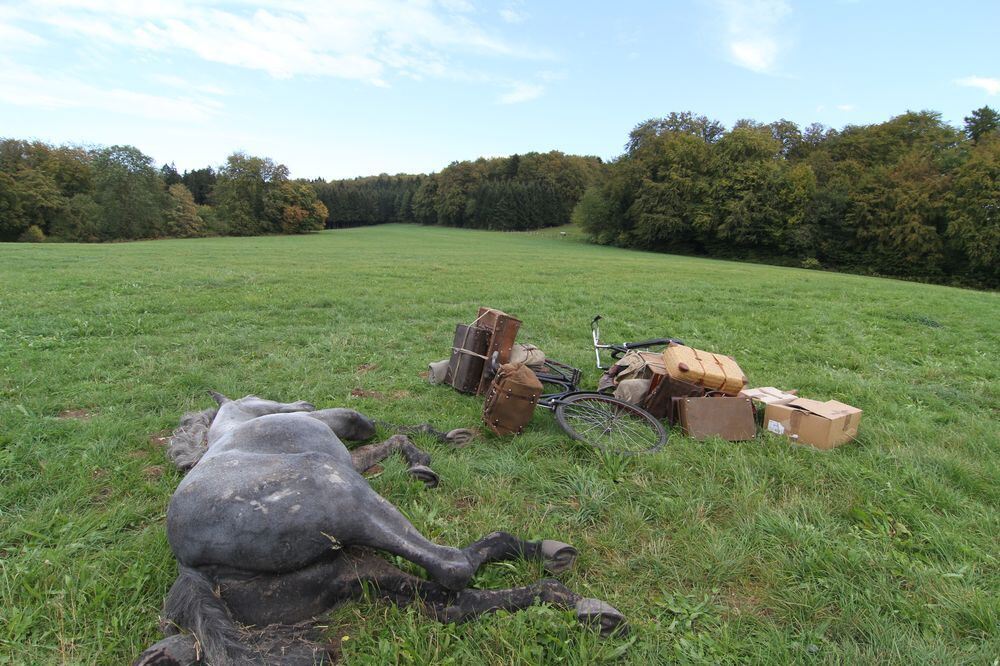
[211,391,315,417]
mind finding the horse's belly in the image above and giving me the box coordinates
[167,451,356,572]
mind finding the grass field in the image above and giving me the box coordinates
[1,224,998,664]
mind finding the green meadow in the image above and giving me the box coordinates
[1,224,997,664]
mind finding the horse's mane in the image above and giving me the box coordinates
[167,406,218,471]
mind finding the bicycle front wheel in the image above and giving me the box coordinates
[554,393,667,455]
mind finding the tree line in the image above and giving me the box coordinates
[573,109,999,286]
[3,108,996,286]
[0,141,327,242]
[309,151,605,231]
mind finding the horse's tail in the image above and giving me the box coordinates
[162,565,250,665]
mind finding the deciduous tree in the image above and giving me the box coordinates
[91,145,166,239]
[165,183,205,237]
[964,106,999,144]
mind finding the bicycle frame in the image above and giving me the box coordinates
[537,389,599,411]
[591,315,616,370]
[533,358,583,406]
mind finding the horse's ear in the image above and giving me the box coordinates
[208,390,231,405]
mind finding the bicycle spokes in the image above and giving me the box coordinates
[555,394,667,455]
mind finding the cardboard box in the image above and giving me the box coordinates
[763,398,862,450]
[740,386,798,406]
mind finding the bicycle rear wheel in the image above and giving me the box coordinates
[554,393,667,455]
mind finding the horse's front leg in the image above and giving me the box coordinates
[349,434,439,487]
[306,407,377,442]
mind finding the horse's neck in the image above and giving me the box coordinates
[207,406,258,443]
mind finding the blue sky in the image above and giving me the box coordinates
[1,0,997,179]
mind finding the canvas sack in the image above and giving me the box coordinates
[509,343,546,372]
[614,378,652,405]
[427,359,449,384]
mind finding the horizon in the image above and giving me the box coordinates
[1,0,997,180]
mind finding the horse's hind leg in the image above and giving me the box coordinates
[435,580,627,637]
[463,531,579,574]
[348,550,626,637]
[350,434,439,487]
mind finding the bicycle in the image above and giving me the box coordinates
[495,318,678,456]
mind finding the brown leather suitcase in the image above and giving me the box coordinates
[674,395,756,441]
[475,307,522,395]
[445,324,490,394]
[643,375,706,421]
[482,362,543,436]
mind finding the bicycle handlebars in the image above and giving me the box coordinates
[591,315,684,369]
[623,337,681,349]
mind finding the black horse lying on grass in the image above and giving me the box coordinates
[135,392,626,665]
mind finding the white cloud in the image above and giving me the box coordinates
[729,39,778,73]
[3,0,542,86]
[836,103,855,111]
[438,0,475,12]
[716,0,791,74]
[150,73,228,96]
[955,75,1000,96]
[499,0,526,24]
[500,8,525,23]
[498,82,543,104]
[0,58,223,121]
[0,20,46,48]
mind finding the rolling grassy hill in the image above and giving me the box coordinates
[1,224,997,664]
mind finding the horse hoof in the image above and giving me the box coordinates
[407,464,439,488]
[445,428,475,447]
[575,598,628,637]
[540,540,577,573]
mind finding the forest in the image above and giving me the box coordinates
[0,146,327,242]
[1,107,996,286]
[309,150,605,231]
[572,109,999,286]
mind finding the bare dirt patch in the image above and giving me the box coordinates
[143,465,165,480]
[58,409,94,420]
[149,430,171,447]
[350,388,384,399]
[454,496,479,510]
[322,627,355,664]
[389,390,411,400]
[722,587,772,619]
